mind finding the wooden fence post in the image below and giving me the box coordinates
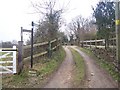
[18,41,23,74]
[95,38,97,48]
[81,41,84,47]
[90,40,91,49]
[58,38,61,50]
[55,38,58,51]
[47,41,52,58]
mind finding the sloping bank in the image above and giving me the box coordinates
[78,47,119,84]
[2,46,66,88]
[76,47,118,88]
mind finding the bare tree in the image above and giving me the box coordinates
[83,17,97,40]
[67,15,97,46]
[68,15,87,45]
[31,0,67,43]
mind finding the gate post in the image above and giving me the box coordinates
[115,1,120,87]
[13,46,17,74]
[18,41,23,74]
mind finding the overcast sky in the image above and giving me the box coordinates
[0,0,99,42]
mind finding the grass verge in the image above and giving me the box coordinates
[78,47,119,82]
[69,48,85,88]
[2,46,66,88]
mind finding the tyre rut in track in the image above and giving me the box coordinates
[44,46,75,88]
[71,46,118,88]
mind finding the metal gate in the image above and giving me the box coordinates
[0,46,17,74]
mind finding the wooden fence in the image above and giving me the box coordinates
[80,38,120,74]
[0,38,61,74]
[23,38,61,60]
[17,38,61,73]
[80,38,116,48]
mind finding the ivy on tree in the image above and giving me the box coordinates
[93,1,115,49]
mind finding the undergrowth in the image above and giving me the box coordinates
[2,46,66,88]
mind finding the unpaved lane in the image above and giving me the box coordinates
[44,46,74,88]
[71,46,118,88]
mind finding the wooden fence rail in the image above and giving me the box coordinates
[1,38,61,74]
[23,43,60,61]
[80,38,116,47]
[0,38,61,74]
[16,38,61,73]
[80,38,120,74]
[23,38,60,58]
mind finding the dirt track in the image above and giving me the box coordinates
[44,46,118,88]
[44,46,74,88]
[71,46,118,88]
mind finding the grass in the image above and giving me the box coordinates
[0,52,13,65]
[0,52,12,56]
[0,52,13,55]
[0,57,12,61]
[0,52,13,61]
[2,46,66,88]
[78,47,119,82]
[69,48,85,88]
[37,47,66,79]
[6,52,13,56]
[0,54,13,66]
[12,70,28,84]
[1,52,7,55]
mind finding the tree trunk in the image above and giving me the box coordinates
[78,38,80,46]
[106,38,109,48]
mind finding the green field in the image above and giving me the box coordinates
[0,52,13,61]
[0,52,12,56]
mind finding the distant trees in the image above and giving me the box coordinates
[0,40,18,48]
[93,1,115,49]
[58,32,68,44]
[67,0,115,48]
[2,42,13,48]
[69,34,74,45]
[67,15,97,45]
[83,19,97,40]
[68,15,86,45]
